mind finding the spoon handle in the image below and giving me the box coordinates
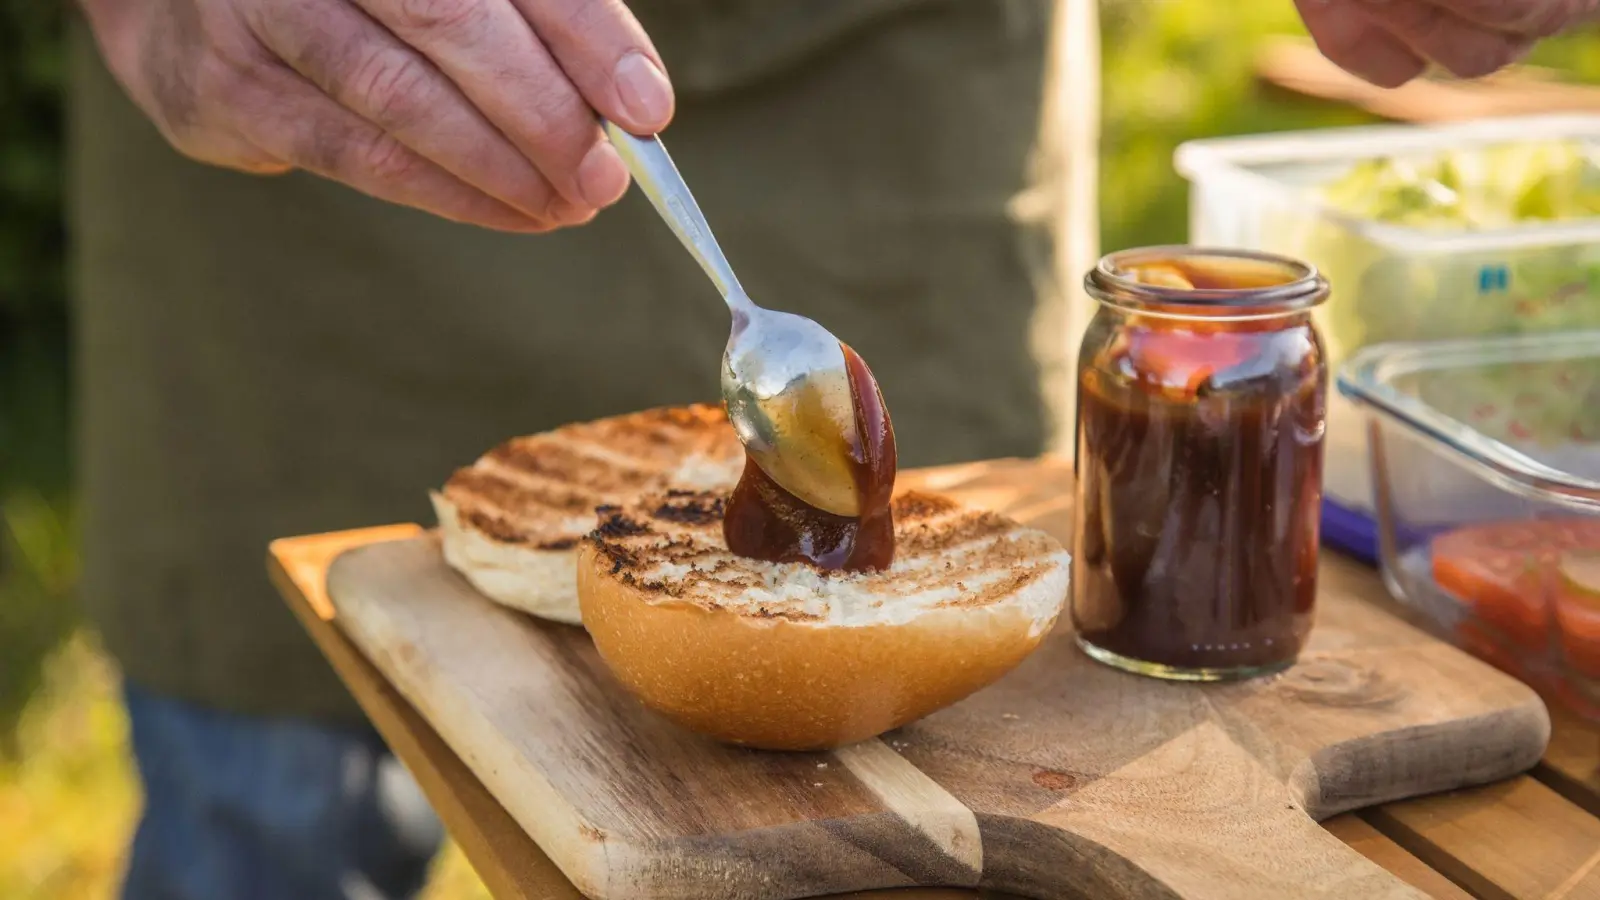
[601,120,752,315]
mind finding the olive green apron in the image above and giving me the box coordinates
[68,0,1056,723]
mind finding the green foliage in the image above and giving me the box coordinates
[0,0,72,747]
[1099,2,1374,255]
[0,0,66,322]
[1098,6,1600,256]
[1,327,74,751]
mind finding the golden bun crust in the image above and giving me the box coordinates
[577,490,1070,750]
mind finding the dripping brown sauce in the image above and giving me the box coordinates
[1074,251,1325,673]
[723,343,897,571]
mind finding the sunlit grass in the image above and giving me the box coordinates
[0,639,132,900]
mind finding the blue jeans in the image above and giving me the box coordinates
[121,684,444,900]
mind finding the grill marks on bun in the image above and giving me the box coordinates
[584,490,1067,627]
[431,404,745,624]
[432,403,1073,750]
[439,404,743,550]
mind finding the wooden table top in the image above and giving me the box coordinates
[268,459,1600,900]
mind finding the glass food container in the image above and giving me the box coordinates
[1176,115,1600,562]
[1073,247,1330,681]
[1339,331,1600,718]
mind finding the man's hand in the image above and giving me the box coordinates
[80,0,673,232]
[1298,0,1599,88]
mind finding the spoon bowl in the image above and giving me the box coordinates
[722,305,861,516]
[604,121,863,516]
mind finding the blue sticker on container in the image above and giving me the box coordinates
[1478,264,1510,294]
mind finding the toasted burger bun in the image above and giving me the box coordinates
[432,405,743,625]
[577,490,1070,750]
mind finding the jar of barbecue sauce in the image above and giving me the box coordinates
[1072,247,1329,680]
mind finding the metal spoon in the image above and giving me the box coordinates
[602,120,862,517]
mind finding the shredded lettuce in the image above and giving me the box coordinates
[1320,140,1600,229]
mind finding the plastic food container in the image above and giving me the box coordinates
[1339,330,1600,718]
[1176,115,1600,561]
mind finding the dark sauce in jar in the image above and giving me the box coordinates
[1073,250,1328,678]
[723,343,897,571]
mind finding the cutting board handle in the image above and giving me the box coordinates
[969,723,1429,899]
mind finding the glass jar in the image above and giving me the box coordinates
[1072,246,1330,680]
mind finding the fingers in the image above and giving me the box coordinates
[88,0,597,230]
[1296,0,1427,87]
[85,0,292,176]
[506,0,673,133]
[233,60,554,232]
[1299,0,1535,85]
[352,0,632,213]
[1414,0,1599,37]
[159,120,296,175]
[250,0,589,224]
[1354,0,1533,78]
[230,157,296,176]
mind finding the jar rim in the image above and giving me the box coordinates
[1085,245,1329,315]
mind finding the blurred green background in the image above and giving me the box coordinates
[3,2,1599,897]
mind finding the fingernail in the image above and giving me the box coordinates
[577,140,630,209]
[614,51,673,130]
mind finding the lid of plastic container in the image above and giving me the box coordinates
[1174,114,1600,254]
[1176,114,1600,175]
[1337,331,1600,510]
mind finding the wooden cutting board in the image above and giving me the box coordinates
[319,457,1548,900]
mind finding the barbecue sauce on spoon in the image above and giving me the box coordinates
[723,343,897,571]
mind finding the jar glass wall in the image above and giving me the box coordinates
[1072,247,1330,680]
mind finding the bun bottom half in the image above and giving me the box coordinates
[576,543,1064,751]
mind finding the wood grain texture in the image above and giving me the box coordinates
[303,458,1550,899]
[1322,816,1473,900]
[1539,704,1600,818]
[1365,777,1600,900]
[270,527,1032,900]
[268,539,1549,900]
[268,529,590,900]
